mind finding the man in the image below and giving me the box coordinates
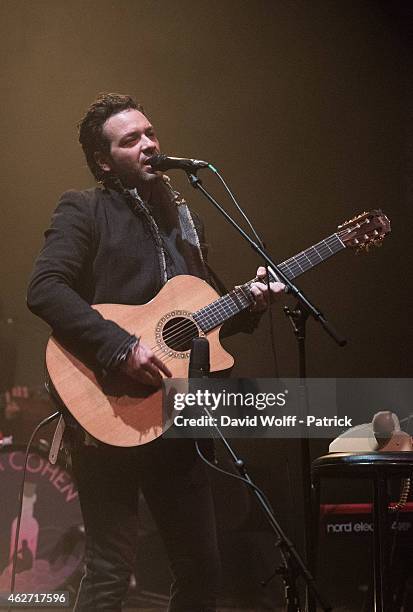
[27,93,284,611]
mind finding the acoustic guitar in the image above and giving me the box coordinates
[46,210,390,447]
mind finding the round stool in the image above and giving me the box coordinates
[312,452,413,612]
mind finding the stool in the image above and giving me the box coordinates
[312,452,413,612]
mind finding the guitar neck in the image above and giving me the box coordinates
[193,232,345,332]
[277,231,345,281]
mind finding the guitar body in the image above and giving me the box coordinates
[45,209,391,448]
[46,275,234,447]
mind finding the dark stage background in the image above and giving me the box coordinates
[1,1,412,609]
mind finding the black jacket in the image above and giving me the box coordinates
[27,187,257,373]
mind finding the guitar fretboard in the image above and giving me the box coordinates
[192,232,344,332]
[278,232,344,280]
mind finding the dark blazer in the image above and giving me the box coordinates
[27,187,258,374]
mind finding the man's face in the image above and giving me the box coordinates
[97,109,161,187]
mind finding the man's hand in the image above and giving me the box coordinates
[249,266,286,313]
[121,341,172,387]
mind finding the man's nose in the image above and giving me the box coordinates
[141,135,157,151]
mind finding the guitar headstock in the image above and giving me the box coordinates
[337,209,391,252]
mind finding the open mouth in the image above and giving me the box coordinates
[142,160,154,171]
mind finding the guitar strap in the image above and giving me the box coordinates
[49,414,66,465]
[176,199,209,281]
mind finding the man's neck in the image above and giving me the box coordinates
[108,173,167,207]
[127,176,164,205]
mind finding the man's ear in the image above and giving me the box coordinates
[94,151,112,173]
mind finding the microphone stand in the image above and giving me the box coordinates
[283,303,316,612]
[187,172,346,348]
[186,171,341,611]
[189,339,332,612]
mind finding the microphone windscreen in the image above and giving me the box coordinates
[188,337,210,380]
[147,154,166,170]
[190,337,210,369]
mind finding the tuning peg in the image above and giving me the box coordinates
[357,240,373,253]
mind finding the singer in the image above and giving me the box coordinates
[27,93,284,611]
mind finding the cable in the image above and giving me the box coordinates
[194,439,276,518]
[207,164,281,378]
[265,267,280,378]
[208,164,266,249]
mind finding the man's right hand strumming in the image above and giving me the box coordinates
[121,341,172,387]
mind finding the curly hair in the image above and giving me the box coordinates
[78,93,146,182]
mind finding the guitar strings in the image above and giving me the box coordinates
[151,320,197,353]
[150,285,254,354]
[154,226,379,360]
[150,310,222,355]
[151,232,347,355]
[280,236,342,274]
[151,264,284,355]
[157,233,343,351]
[150,308,228,356]
[151,289,254,357]
[150,286,254,353]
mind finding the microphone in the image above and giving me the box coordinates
[188,338,216,460]
[147,154,209,172]
[188,337,210,378]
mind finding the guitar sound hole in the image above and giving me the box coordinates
[162,317,199,352]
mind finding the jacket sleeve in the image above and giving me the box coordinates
[27,190,136,372]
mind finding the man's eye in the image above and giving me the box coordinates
[123,138,138,147]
